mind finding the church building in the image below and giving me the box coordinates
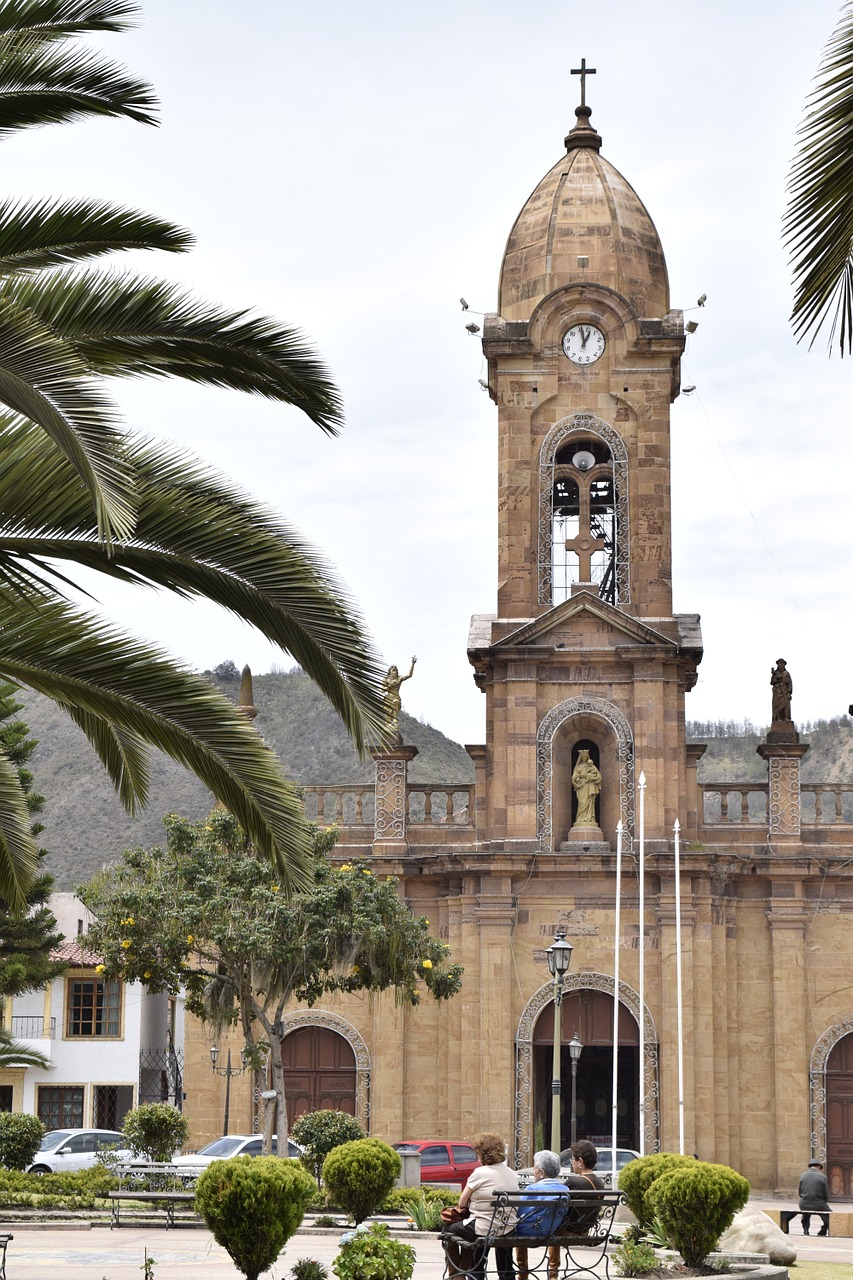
[187,87,853,1198]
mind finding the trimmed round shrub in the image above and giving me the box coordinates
[618,1152,694,1226]
[292,1109,366,1184]
[195,1155,315,1280]
[122,1102,189,1162]
[322,1138,401,1225]
[0,1112,44,1170]
[645,1161,750,1267]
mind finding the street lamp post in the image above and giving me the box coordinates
[210,1044,248,1137]
[568,1032,583,1146]
[546,926,574,1154]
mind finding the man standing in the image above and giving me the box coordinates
[798,1159,831,1236]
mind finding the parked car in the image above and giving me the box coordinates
[28,1128,131,1174]
[392,1140,480,1187]
[171,1134,301,1166]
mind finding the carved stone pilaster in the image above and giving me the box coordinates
[371,745,418,852]
[757,741,809,838]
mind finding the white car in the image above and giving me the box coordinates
[28,1128,131,1174]
[171,1134,301,1167]
[518,1146,639,1189]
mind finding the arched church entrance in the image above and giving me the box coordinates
[826,1033,853,1198]
[282,1026,357,1123]
[532,989,639,1153]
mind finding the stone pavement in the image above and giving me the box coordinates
[1,1210,851,1279]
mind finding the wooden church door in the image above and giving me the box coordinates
[283,1026,357,1122]
[826,1033,853,1198]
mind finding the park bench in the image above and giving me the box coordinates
[0,1232,11,1280]
[108,1163,200,1228]
[443,1189,625,1280]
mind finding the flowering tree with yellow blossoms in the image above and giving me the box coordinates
[80,810,462,1152]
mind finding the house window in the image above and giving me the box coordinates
[38,1085,84,1129]
[67,978,121,1037]
[0,1087,12,1113]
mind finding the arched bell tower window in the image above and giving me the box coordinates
[539,413,631,607]
[552,438,616,605]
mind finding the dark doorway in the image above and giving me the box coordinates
[570,740,601,827]
[826,1033,853,1199]
[533,989,639,1153]
[283,1026,357,1123]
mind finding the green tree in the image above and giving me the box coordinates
[0,1,388,910]
[291,1109,366,1186]
[785,1,853,351]
[81,810,463,1155]
[0,684,65,998]
[0,1112,44,1170]
[644,1162,749,1268]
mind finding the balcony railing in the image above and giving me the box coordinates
[10,1015,55,1039]
[301,784,474,828]
[700,783,853,827]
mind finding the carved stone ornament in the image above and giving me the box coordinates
[375,758,407,840]
[513,970,659,1168]
[537,697,635,851]
[538,413,631,606]
[282,1010,371,1132]
[768,757,801,836]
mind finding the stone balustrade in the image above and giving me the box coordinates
[700,782,853,827]
[301,783,474,829]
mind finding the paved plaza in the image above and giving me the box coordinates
[0,1214,850,1280]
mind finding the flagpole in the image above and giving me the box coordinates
[611,819,623,1176]
[674,817,685,1156]
[637,771,646,1156]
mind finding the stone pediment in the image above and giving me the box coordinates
[491,591,678,653]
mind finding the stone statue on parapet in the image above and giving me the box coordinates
[383,656,416,741]
[571,749,601,826]
[770,658,793,723]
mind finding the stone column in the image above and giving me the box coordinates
[371,745,418,856]
[766,890,809,1190]
[757,739,809,838]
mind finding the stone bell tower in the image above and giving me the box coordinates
[468,85,703,853]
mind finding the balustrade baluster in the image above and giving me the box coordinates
[423,791,432,822]
[336,792,344,823]
[740,790,749,823]
[355,792,363,823]
[837,790,845,822]
[720,792,729,822]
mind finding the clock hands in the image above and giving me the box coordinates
[579,325,590,348]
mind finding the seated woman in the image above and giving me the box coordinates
[562,1140,605,1233]
[442,1132,519,1280]
[515,1150,569,1280]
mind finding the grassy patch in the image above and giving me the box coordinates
[790,1263,853,1280]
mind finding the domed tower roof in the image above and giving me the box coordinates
[498,103,670,323]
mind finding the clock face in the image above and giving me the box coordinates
[562,323,606,365]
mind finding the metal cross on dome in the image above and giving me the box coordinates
[571,58,597,107]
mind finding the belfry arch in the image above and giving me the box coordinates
[514,972,659,1168]
[537,697,635,850]
[538,413,631,607]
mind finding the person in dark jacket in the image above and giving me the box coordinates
[798,1160,830,1236]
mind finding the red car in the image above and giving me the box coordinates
[393,1140,480,1187]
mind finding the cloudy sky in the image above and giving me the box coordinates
[13,0,851,748]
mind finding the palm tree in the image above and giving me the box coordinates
[0,2,388,908]
[785,1,853,352]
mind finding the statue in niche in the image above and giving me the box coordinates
[770,658,793,723]
[383,656,416,740]
[572,749,602,826]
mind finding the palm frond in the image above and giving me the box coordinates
[785,0,853,352]
[58,703,149,810]
[0,1,141,41]
[0,1027,50,1070]
[0,748,38,911]
[0,32,156,135]
[0,198,191,272]
[0,419,389,751]
[0,299,134,540]
[0,594,315,893]
[3,269,344,433]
